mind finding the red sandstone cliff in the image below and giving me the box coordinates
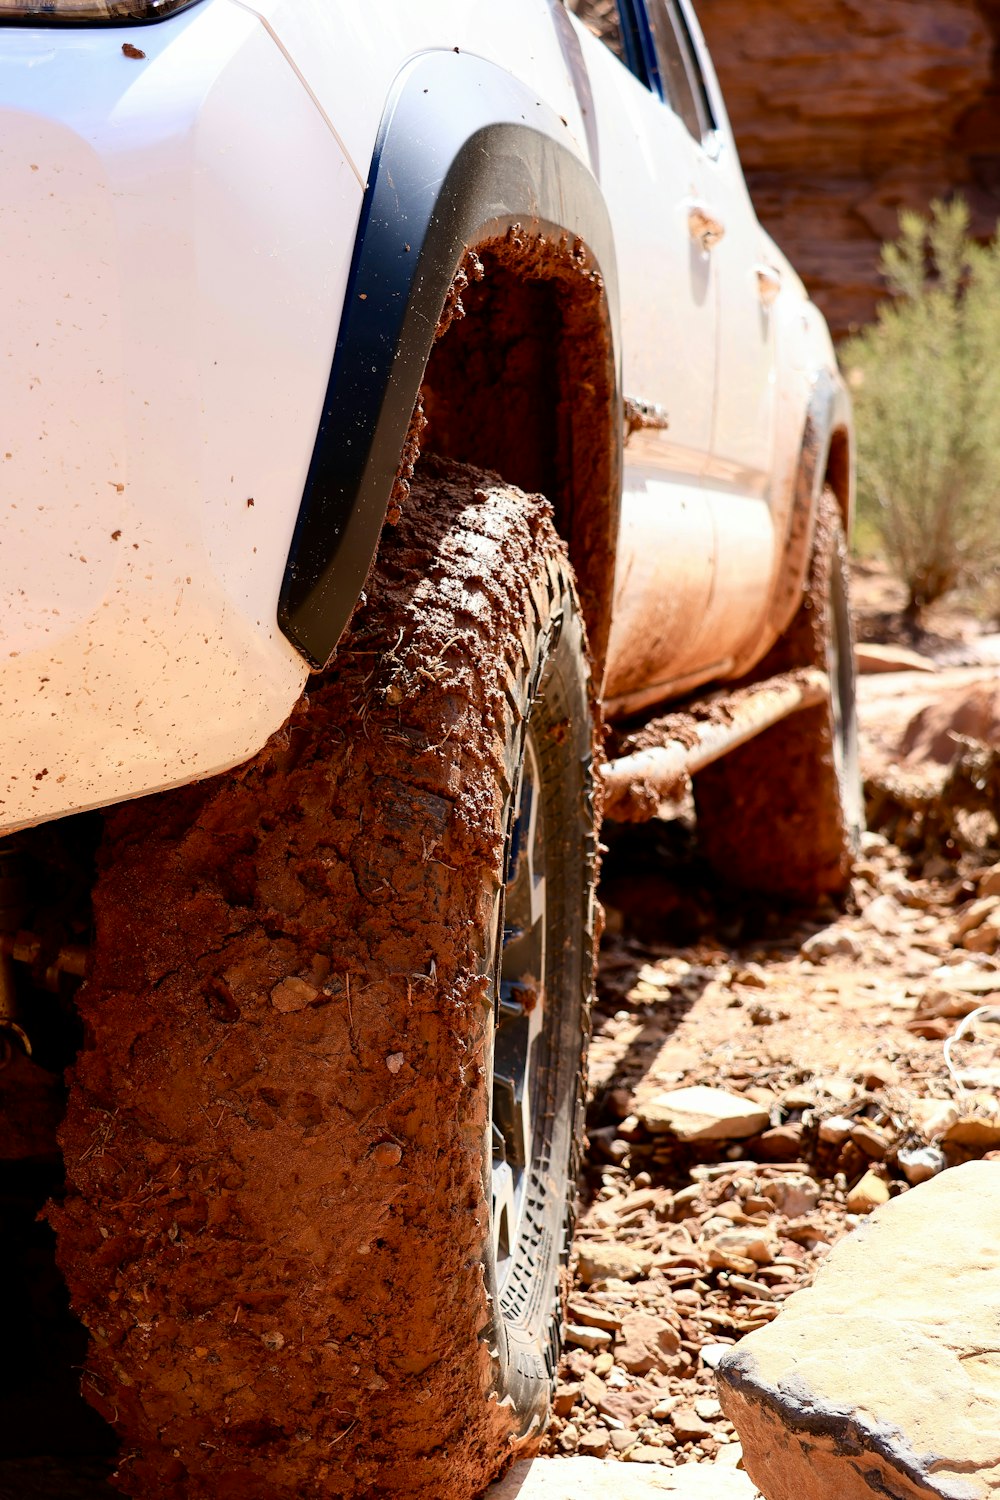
[698,0,1000,333]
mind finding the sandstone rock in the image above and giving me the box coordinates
[953,896,1000,942]
[849,1121,888,1160]
[707,1227,775,1271]
[800,928,861,962]
[896,1144,945,1185]
[565,1323,613,1351]
[755,1124,804,1160]
[980,864,1000,897]
[909,1097,959,1139]
[577,1429,610,1458]
[616,1310,682,1375]
[854,643,936,675]
[760,1173,821,1217]
[716,1161,1000,1500]
[901,681,1000,767]
[636,1086,769,1142]
[817,1114,853,1145]
[863,893,902,936]
[845,1168,890,1213]
[672,1409,712,1442]
[575,1244,653,1285]
[270,977,320,1012]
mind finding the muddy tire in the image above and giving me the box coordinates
[693,490,862,902]
[52,457,597,1500]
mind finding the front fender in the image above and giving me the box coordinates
[279,49,622,669]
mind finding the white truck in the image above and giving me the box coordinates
[0,1,860,1495]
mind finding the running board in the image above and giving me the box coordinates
[601,667,829,823]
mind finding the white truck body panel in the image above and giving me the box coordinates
[0,0,843,833]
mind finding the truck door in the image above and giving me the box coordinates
[573,1,723,712]
[639,0,778,686]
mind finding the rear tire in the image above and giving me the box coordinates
[693,490,862,902]
[53,457,596,1499]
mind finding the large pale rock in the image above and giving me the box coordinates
[486,1456,760,1499]
[855,643,936,675]
[716,1162,1000,1500]
[636,1086,769,1142]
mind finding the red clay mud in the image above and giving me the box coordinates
[52,458,587,1500]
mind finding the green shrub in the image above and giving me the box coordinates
[843,198,1000,618]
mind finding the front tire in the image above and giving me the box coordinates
[54,458,596,1499]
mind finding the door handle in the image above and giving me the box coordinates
[687,200,725,249]
[754,263,782,307]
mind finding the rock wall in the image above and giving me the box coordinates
[697,0,1000,334]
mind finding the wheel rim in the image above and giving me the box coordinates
[826,544,863,840]
[491,729,547,1295]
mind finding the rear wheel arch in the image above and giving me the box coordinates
[278,50,623,680]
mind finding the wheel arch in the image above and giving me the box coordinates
[278,50,623,677]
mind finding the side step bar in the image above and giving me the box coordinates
[601,667,829,823]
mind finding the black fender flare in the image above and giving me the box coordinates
[278,48,622,669]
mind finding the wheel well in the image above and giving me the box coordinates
[824,425,852,535]
[419,232,621,678]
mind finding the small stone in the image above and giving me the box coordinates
[756,1124,804,1160]
[944,1103,1000,1149]
[896,1144,946,1185]
[270,977,319,1012]
[862,1060,897,1090]
[953,895,1000,940]
[566,1303,623,1333]
[552,1383,580,1417]
[636,1086,769,1142]
[577,1428,610,1458]
[715,1442,744,1467]
[385,1052,405,1074]
[979,864,1000,897]
[801,928,862,961]
[694,1396,723,1421]
[260,1330,285,1352]
[673,1409,712,1441]
[609,1430,635,1452]
[761,1173,821,1217]
[623,1444,666,1463]
[576,1244,653,1285]
[700,1343,732,1369]
[651,1395,680,1419]
[850,1121,889,1160]
[845,1169,891,1213]
[864,894,902,936]
[371,1141,403,1168]
[818,1114,853,1145]
[909,1098,959,1139]
[565,1323,613,1351]
[581,1370,606,1407]
[707,1227,775,1270]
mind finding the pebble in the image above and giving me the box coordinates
[818,1114,853,1145]
[270,977,320,1012]
[672,1409,712,1441]
[565,1324,613,1351]
[636,1086,769,1142]
[761,1172,821,1217]
[575,1244,653,1285]
[577,1429,610,1458]
[845,1169,891,1213]
[897,1144,946,1185]
[850,1121,889,1160]
[801,928,862,961]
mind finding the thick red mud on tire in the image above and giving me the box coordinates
[694,490,862,903]
[51,457,593,1500]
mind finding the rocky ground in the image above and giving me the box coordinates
[537,568,1000,1478]
[7,565,1000,1499]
